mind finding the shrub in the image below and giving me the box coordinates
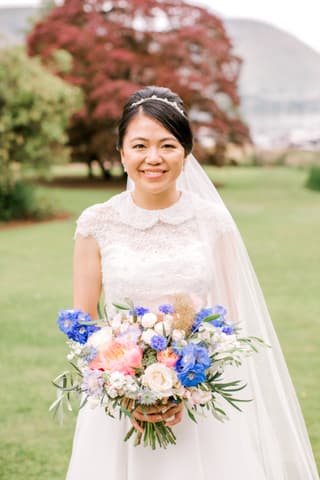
[0,179,54,221]
[0,46,82,175]
[305,165,320,192]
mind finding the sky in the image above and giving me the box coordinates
[1,0,319,53]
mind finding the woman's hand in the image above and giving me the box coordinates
[122,399,184,433]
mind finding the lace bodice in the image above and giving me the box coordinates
[75,190,234,313]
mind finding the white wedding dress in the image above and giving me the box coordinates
[67,189,319,479]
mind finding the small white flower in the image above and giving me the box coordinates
[191,390,212,405]
[154,318,172,336]
[109,371,126,389]
[172,329,186,342]
[141,312,158,328]
[106,387,119,398]
[87,326,112,350]
[67,352,75,361]
[141,328,156,345]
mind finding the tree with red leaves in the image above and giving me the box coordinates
[28,0,250,176]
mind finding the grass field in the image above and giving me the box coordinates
[0,166,319,478]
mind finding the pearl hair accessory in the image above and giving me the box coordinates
[130,94,185,116]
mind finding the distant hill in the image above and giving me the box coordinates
[0,7,37,44]
[225,18,320,101]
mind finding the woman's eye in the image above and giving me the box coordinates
[162,144,175,149]
[133,144,145,149]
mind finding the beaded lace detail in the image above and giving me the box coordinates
[75,190,235,313]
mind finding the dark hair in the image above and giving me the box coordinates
[117,86,193,155]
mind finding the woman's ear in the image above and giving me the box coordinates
[119,149,126,171]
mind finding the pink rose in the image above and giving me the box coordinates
[89,341,143,375]
[157,348,179,368]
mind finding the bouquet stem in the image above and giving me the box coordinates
[124,421,176,449]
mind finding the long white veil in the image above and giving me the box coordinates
[127,154,319,478]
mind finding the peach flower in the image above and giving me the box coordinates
[157,348,179,368]
[89,341,143,375]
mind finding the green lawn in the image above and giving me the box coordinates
[0,166,319,478]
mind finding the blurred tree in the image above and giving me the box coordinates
[0,47,81,180]
[27,0,250,176]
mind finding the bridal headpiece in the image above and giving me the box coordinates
[130,94,186,117]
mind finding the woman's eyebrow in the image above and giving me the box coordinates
[129,136,177,142]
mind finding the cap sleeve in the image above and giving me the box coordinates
[74,204,103,241]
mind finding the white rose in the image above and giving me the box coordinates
[171,329,186,342]
[141,312,158,328]
[87,326,113,350]
[141,329,156,345]
[154,318,172,336]
[142,363,177,398]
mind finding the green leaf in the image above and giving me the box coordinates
[186,408,197,423]
[112,302,130,310]
[202,314,221,322]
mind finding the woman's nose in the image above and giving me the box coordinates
[145,147,161,163]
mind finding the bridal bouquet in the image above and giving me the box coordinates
[50,294,267,449]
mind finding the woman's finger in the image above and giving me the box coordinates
[133,403,183,423]
[165,409,183,427]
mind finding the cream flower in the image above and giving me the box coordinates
[87,326,112,350]
[154,318,173,336]
[141,312,158,328]
[171,329,186,342]
[141,328,156,345]
[142,363,177,398]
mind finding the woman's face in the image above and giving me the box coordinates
[120,113,186,196]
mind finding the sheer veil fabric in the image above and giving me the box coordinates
[127,154,319,478]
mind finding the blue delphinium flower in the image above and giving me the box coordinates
[192,344,211,369]
[211,319,224,327]
[175,343,211,375]
[68,323,100,344]
[222,326,234,335]
[191,307,214,332]
[57,309,84,335]
[212,305,227,319]
[57,309,100,344]
[133,306,150,316]
[150,335,168,351]
[178,364,206,387]
[158,304,174,314]
[171,341,184,355]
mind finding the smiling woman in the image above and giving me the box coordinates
[66,85,319,479]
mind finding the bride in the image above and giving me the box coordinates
[67,86,319,479]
